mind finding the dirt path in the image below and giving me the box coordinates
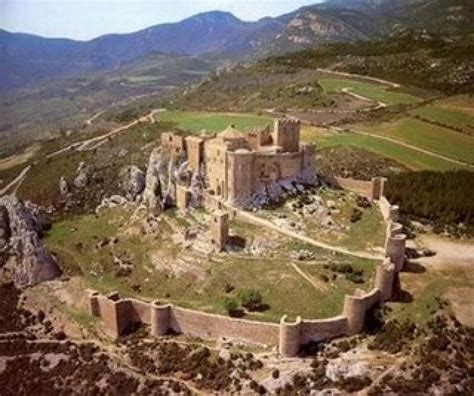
[340,87,387,108]
[0,108,163,197]
[0,143,40,171]
[0,165,32,196]
[316,68,401,88]
[291,263,327,292]
[416,235,474,268]
[228,205,384,261]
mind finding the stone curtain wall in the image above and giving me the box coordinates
[334,177,373,198]
[87,178,406,357]
[87,260,397,356]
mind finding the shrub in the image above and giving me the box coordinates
[237,289,263,311]
[223,297,239,317]
[272,369,280,379]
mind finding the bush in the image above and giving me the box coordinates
[237,289,263,311]
[223,297,239,317]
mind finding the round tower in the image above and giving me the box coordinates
[375,259,396,301]
[279,315,302,357]
[151,302,171,336]
[385,234,406,272]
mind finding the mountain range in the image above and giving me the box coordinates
[1,0,473,89]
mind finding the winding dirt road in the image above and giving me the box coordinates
[316,68,401,88]
[1,108,163,196]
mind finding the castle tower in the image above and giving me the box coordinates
[210,210,229,252]
[227,149,255,208]
[279,315,302,357]
[300,142,317,185]
[273,118,301,153]
[176,184,190,210]
[185,136,204,171]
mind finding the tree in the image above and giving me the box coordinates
[223,297,239,317]
[237,289,263,311]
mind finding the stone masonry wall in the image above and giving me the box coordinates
[334,177,373,197]
[86,178,406,358]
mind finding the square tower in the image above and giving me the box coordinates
[273,118,300,153]
[210,210,229,252]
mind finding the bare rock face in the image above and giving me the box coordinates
[0,195,61,287]
[119,165,145,201]
[142,147,187,213]
[73,161,94,189]
[59,176,69,196]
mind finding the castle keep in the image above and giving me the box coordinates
[162,118,317,209]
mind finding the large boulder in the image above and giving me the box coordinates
[0,196,61,287]
[119,165,145,201]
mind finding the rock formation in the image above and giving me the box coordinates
[142,148,188,213]
[73,161,94,189]
[0,195,61,287]
[119,165,145,201]
[59,176,69,196]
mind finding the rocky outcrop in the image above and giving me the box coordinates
[59,176,69,196]
[73,161,94,189]
[250,179,316,209]
[142,148,188,213]
[0,205,10,267]
[119,165,145,201]
[0,195,61,287]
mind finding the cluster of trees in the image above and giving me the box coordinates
[386,170,474,232]
[223,288,267,317]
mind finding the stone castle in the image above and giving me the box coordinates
[160,118,317,209]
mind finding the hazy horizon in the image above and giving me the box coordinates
[1,0,323,41]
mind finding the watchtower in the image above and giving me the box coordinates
[210,210,229,252]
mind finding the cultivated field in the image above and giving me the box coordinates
[155,111,273,133]
[318,77,420,105]
[409,95,474,136]
[354,118,474,165]
[302,126,465,171]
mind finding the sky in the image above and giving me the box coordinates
[0,0,322,41]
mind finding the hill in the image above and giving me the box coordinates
[2,0,473,90]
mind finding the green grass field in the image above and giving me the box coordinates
[303,127,465,171]
[319,77,420,105]
[156,111,273,133]
[411,105,473,130]
[45,207,377,323]
[355,118,474,165]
